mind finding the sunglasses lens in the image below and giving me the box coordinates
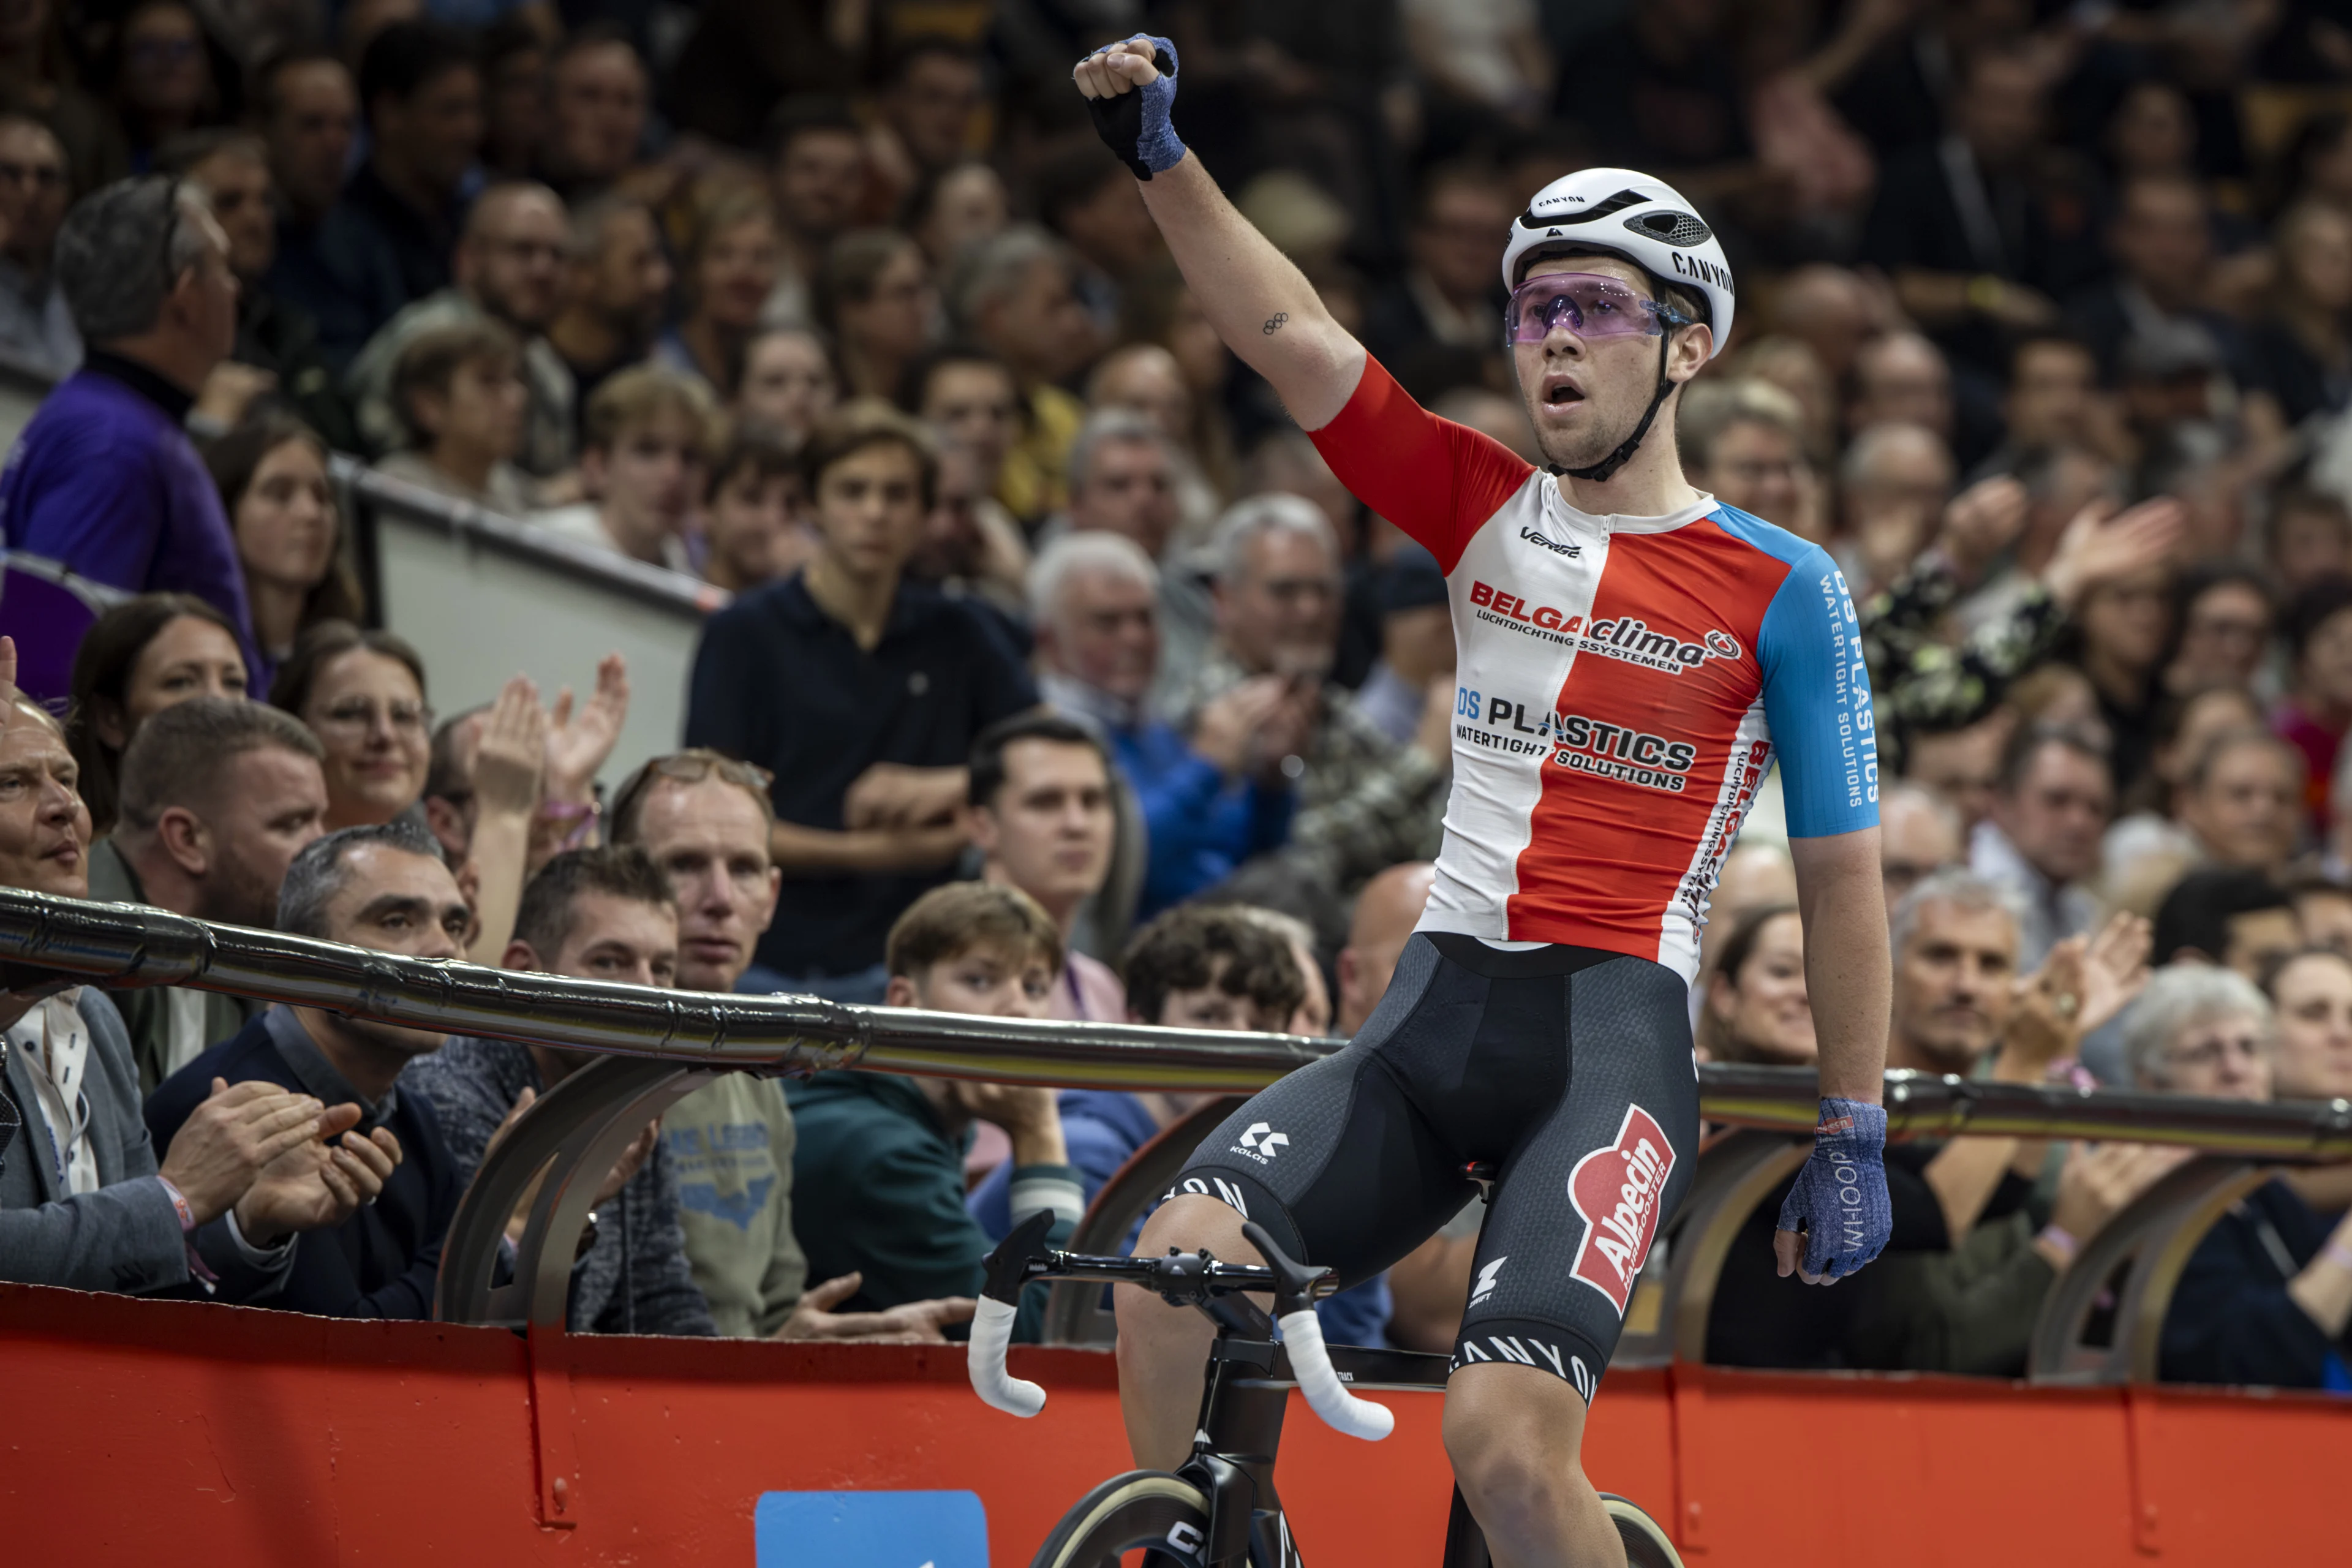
[1507,275,1660,344]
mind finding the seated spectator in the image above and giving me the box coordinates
[816,228,936,404]
[2267,948,2352,1101]
[2274,578,2352,836]
[270,621,431,831]
[1037,141,1159,338]
[345,181,576,477]
[2270,487,2352,589]
[1362,164,1509,369]
[1970,726,2112,970]
[2072,562,2178,795]
[2246,202,2352,430]
[1677,377,1815,540]
[906,159,1009,276]
[0,689,364,1298]
[0,176,260,674]
[967,713,1124,1020]
[163,129,355,451]
[2126,967,2352,1389]
[1334,861,1434,1036]
[1352,545,1452,749]
[1849,333,1956,447]
[91,698,325,1087]
[1904,714,2009,834]
[1978,331,2108,476]
[685,407,1036,998]
[2151,868,2300,978]
[0,113,78,374]
[700,429,810,594]
[257,52,403,372]
[1836,422,1953,598]
[902,342,1026,556]
[1233,905,1332,1035]
[2164,566,2273,703]
[1061,408,1183,564]
[66,593,248,835]
[402,847,714,1335]
[417,652,624,882]
[110,2,211,168]
[1702,905,1813,1066]
[2290,877,2352,956]
[2065,173,2247,388]
[2103,687,2265,889]
[206,411,364,668]
[145,818,466,1317]
[535,28,647,204]
[657,189,785,399]
[533,366,717,571]
[335,23,481,317]
[873,37,982,189]
[736,322,838,449]
[1879,779,1964,911]
[374,320,535,511]
[1167,496,1446,904]
[910,438,1032,619]
[2176,728,2305,879]
[788,881,1080,1337]
[1030,532,1293,919]
[545,194,673,405]
[760,99,866,325]
[477,18,546,179]
[949,225,1092,526]
[612,749,972,1342]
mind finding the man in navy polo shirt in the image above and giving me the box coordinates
[685,407,1036,1001]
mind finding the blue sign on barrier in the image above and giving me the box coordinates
[753,1490,989,1567]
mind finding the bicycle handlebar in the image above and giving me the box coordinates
[964,1215,1395,1441]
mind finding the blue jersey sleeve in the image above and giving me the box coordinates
[1755,545,1880,838]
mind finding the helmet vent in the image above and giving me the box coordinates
[1519,188,1651,229]
[1627,210,1711,247]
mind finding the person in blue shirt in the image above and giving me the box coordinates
[0,175,261,682]
[1030,530,1294,918]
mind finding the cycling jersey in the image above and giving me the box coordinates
[1310,357,1880,981]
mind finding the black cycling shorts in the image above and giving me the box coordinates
[1169,932,1700,1401]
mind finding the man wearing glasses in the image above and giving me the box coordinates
[0,174,257,685]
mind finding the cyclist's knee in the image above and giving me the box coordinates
[1132,1193,1256,1263]
[1443,1362,1593,1528]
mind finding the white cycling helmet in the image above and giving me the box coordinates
[1500,167,1735,358]
[1499,167,1735,481]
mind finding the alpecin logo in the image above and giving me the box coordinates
[1566,1104,1676,1316]
[1519,525,1580,557]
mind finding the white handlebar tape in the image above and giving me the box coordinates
[1278,1308,1394,1442]
[967,1296,1047,1418]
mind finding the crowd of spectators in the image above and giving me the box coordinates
[1,0,2352,1392]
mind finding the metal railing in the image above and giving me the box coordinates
[0,886,2342,1381]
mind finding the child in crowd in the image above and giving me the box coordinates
[375,320,535,514]
[532,364,719,572]
[699,428,814,593]
[785,881,1082,1340]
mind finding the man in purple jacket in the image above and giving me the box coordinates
[0,176,260,682]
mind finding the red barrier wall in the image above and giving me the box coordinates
[1,1281,2341,1565]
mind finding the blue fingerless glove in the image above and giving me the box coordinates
[1775,1098,1891,1281]
[1084,34,1185,179]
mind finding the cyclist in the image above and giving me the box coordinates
[1074,37,1894,1568]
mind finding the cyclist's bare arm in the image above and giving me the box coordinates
[1787,827,1890,1108]
[1074,39,1365,431]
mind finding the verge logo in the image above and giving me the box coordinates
[1518,525,1580,557]
[755,1490,986,1567]
[1469,1255,1507,1306]
[1235,1122,1290,1163]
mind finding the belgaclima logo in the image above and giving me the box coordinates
[1467,581,1740,674]
[1519,525,1580,558]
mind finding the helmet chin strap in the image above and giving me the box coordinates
[1546,333,1675,488]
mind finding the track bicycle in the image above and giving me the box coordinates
[967,1205,1684,1568]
